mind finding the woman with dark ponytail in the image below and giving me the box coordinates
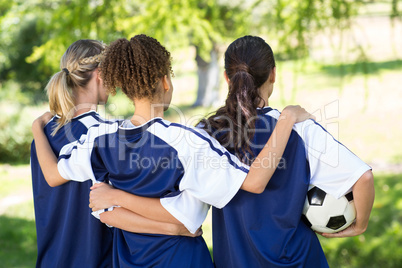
[200,36,276,164]
[200,36,374,267]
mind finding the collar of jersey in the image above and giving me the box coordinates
[48,110,98,128]
[256,106,273,115]
[118,117,164,136]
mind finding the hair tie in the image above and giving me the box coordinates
[62,68,70,75]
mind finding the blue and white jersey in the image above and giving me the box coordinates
[31,111,114,268]
[211,107,371,268]
[162,107,370,268]
[57,117,248,268]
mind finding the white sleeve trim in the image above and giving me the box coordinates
[334,164,372,199]
[161,191,211,234]
[213,171,246,209]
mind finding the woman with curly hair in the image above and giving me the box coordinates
[33,34,313,267]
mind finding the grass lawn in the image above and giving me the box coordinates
[1,165,401,267]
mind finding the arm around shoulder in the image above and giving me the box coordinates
[32,112,69,187]
[99,207,198,236]
[241,105,315,194]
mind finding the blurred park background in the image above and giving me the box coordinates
[1,0,402,267]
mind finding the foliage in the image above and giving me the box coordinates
[0,3,45,93]
[254,0,361,60]
[0,0,399,100]
[24,0,127,77]
[121,0,251,60]
[0,101,44,164]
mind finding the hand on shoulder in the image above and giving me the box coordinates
[281,105,315,124]
[32,112,53,131]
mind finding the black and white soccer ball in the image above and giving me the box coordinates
[302,186,356,234]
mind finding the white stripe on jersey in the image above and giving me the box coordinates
[58,121,119,183]
[79,114,102,129]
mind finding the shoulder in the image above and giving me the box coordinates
[293,119,329,141]
[78,111,118,128]
[257,107,281,119]
[147,120,231,159]
[79,119,120,144]
[150,119,214,144]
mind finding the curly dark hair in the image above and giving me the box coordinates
[100,34,173,100]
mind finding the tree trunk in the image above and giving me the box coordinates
[193,46,220,107]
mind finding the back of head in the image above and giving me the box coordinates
[201,35,275,163]
[100,34,173,101]
[46,39,105,135]
[224,35,275,91]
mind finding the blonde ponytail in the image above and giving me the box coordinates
[45,39,105,136]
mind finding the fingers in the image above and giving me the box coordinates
[320,225,356,238]
[321,231,346,238]
[190,227,204,237]
[90,182,105,190]
[89,203,98,212]
[40,112,53,123]
[89,199,95,210]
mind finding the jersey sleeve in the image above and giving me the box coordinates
[294,119,371,198]
[150,122,249,232]
[58,122,118,183]
[57,133,97,183]
[160,191,210,234]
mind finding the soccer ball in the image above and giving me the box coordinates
[302,186,356,234]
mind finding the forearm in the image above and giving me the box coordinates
[241,112,296,193]
[32,120,68,187]
[109,189,182,225]
[100,207,181,235]
[352,170,375,233]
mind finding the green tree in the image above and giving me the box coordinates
[1,0,400,106]
[121,0,252,106]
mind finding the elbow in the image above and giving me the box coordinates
[357,170,375,191]
[242,181,266,194]
[46,177,61,187]
[364,170,374,183]
[44,173,68,187]
[250,185,265,194]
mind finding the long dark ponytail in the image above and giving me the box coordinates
[199,36,275,164]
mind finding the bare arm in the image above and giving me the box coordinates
[241,106,315,193]
[100,207,201,237]
[32,112,68,187]
[322,170,375,238]
[90,183,182,224]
